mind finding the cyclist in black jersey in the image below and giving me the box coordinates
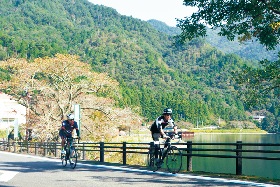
[59,113,80,163]
[150,108,178,167]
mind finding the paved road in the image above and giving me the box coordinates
[0,151,279,187]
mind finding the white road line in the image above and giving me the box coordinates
[0,151,279,186]
[0,170,19,182]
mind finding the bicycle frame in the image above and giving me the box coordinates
[158,134,178,161]
[161,136,172,160]
[65,137,79,158]
[64,138,72,159]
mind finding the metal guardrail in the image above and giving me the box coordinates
[1,140,280,175]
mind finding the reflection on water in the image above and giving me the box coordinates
[182,133,280,179]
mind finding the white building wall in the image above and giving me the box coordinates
[0,92,26,130]
[252,115,265,123]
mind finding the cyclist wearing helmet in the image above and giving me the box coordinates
[59,113,80,156]
[150,108,178,166]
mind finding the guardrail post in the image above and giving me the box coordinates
[35,142,38,155]
[13,141,16,153]
[2,141,5,151]
[83,143,86,160]
[27,141,30,154]
[8,139,11,152]
[123,142,127,165]
[100,142,104,162]
[187,141,193,171]
[236,141,242,175]
[19,141,22,153]
[44,142,47,156]
[55,142,58,157]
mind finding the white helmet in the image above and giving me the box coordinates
[67,113,74,120]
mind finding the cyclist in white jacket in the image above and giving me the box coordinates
[150,108,178,166]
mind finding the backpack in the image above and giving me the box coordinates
[150,122,159,133]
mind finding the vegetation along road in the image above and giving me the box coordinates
[0,151,278,187]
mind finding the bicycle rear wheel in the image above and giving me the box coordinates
[166,146,182,174]
[147,146,158,172]
[70,147,78,169]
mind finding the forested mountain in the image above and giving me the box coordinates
[0,0,278,130]
[147,19,280,62]
[146,19,181,36]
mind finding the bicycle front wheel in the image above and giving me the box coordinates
[61,152,67,167]
[147,147,158,172]
[70,147,78,169]
[166,146,182,174]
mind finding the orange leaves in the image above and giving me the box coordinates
[0,54,121,140]
[0,54,142,141]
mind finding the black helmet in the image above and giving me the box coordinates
[163,108,172,115]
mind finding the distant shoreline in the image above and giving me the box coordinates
[193,132,270,134]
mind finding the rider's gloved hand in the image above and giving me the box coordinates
[174,134,179,139]
[163,134,168,139]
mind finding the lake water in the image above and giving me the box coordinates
[181,133,280,179]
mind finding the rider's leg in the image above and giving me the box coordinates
[154,143,160,159]
[69,138,74,157]
[70,145,74,157]
[152,133,161,160]
[162,141,168,159]
[61,137,65,149]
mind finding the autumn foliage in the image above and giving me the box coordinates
[0,54,142,141]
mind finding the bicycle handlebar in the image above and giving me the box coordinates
[66,137,80,144]
[167,134,182,139]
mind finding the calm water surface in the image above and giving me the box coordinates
[182,133,280,179]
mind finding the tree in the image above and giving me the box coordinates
[176,0,280,50]
[261,112,278,132]
[0,54,141,140]
[176,0,280,108]
[232,58,280,107]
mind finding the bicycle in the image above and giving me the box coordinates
[61,137,79,169]
[147,134,182,174]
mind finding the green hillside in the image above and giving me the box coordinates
[147,19,279,62]
[1,0,276,129]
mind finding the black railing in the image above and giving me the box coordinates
[1,140,280,175]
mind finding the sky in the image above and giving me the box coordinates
[87,0,197,27]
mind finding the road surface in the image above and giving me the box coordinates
[0,151,278,187]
